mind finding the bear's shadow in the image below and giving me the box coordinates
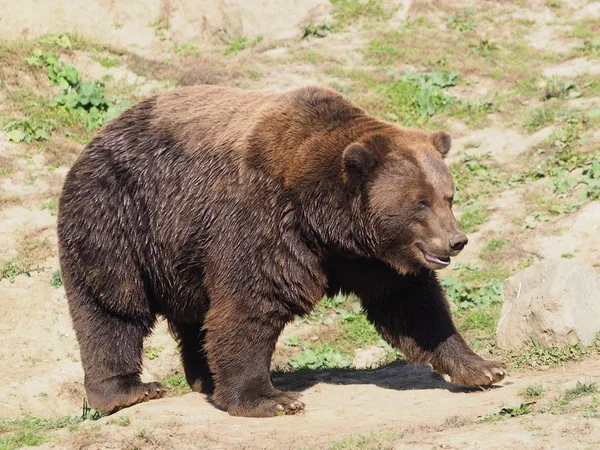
[271,360,501,394]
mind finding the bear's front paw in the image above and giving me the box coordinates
[444,357,507,387]
[226,391,305,417]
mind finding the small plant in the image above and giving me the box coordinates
[301,22,332,39]
[519,383,546,400]
[457,205,488,233]
[442,276,503,310]
[524,107,555,133]
[93,56,121,68]
[470,38,498,57]
[543,77,580,100]
[26,50,131,131]
[576,36,600,53]
[50,270,63,288]
[108,415,131,427]
[330,0,390,27]
[510,341,589,369]
[283,336,302,347]
[584,396,598,418]
[0,260,43,283]
[144,346,164,360]
[224,36,263,55]
[563,381,598,403]
[4,119,54,143]
[447,11,476,32]
[173,42,200,57]
[0,414,82,450]
[477,403,534,422]
[288,344,352,370]
[41,198,59,216]
[485,238,509,252]
[81,399,103,421]
[162,372,191,395]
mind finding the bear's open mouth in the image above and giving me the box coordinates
[417,244,451,267]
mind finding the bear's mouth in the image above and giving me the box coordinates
[417,243,451,268]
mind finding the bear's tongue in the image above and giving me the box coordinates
[423,251,450,266]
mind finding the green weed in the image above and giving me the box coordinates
[543,77,580,100]
[0,414,82,450]
[224,36,263,55]
[563,381,598,403]
[457,205,489,232]
[144,346,164,361]
[41,198,58,216]
[173,42,199,57]
[442,275,502,310]
[476,403,533,423]
[107,415,130,427]
[3,119,54,143]
[523,106,555,133]
[301,22,332,39]
[576,36,600,53]
[519,383,546,400]
[92,56,121,68]
[0,261,43,284]
[364,38,405,65]
[330,0,390,28]
[447,11,476,32]
[510,341,589,370]
[26,50,131,131]
[288,344,352,370]
[328,431,398,449]
[161,373,191,395]
[50,270,62,289]
[485,238,509,252]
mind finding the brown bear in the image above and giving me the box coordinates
[57,85,506,418]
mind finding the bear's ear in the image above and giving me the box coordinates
[342,143,378,187]
[430,131,452,158]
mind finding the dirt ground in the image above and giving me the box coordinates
[1,0,600,449]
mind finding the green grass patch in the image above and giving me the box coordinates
[330,0,391,28]
[563,381,598,403]
[485,238,509,252]
[288,343,353,370]
[364,37,405,65]
[144,346,164,361]
[161,373,192,395]
[41,198,58,216]
[92,56,121,68]
[457,205,489,233]
[523,106,556,133]
[519,383,546,400]
[50,270,62,289]
[328,431,398,450]
[0,414,82,450]
[476,403,533,423]
[509,341,590,370]
[224,36,263,55]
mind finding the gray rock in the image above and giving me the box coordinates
[496,259,600,350]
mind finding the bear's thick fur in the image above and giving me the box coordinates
[58,85,506,417]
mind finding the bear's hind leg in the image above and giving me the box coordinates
[169,322,215,394]
[203,303,303,417]
[68,288,167,414]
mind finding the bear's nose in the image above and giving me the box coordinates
[449,233,468,252]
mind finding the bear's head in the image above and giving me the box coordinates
[342,129,467,273]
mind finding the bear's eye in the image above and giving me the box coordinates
[418,200,430,209]
[448,195,454,206]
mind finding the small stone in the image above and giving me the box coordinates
[352,346,386,369]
